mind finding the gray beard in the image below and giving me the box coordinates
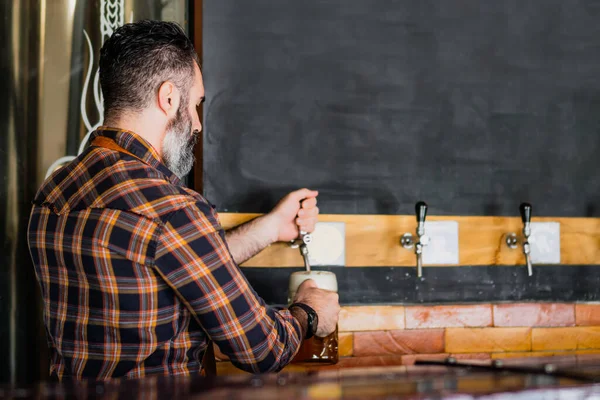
[162,110,197,179]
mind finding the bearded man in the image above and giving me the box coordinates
[27,20,339,381]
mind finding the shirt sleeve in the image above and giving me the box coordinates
[153,201,303,373]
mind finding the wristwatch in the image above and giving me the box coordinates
[289,302,318,340]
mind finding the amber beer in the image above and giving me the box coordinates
[288,271,338,365]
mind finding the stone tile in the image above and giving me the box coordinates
[576,304,600,326]
[406,305,492,329]
[493,303,574,327]
[532,327,600,351]
[339,306,405,332]
[354,329,444,356]
[446,328,531,353]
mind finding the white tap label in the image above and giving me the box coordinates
[529,222,561,264]
[306,222,346,266]
[422,221,460,265]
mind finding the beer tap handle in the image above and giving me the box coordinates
[519,202,532,224]
[416,201,428,224]
[505,202,534,276]
[401,201,429,278]
[415,201,428,277]
[520,202,532,238]
[415,201,428,237]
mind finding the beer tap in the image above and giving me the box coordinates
[401,201,430,277]
[291,231,312,272]
[505,202,533,276]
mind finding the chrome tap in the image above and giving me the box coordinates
[505,202,533,276]
[291,231,312,272]
[401,201,429,277]
[520,203,533,276]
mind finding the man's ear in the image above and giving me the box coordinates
[157,81,180,118]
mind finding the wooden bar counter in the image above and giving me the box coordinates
[4,355,600,399]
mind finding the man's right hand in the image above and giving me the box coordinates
[292,279,340,338]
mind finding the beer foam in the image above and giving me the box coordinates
[288,271,338,304]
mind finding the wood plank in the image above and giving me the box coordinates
[217,213,600,267]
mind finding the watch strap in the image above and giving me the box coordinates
[289,302,317,340]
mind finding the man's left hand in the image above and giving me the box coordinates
[269,188,319,243]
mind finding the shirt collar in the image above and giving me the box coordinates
[91,126,182,186]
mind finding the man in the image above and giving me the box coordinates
[27,20,339,381]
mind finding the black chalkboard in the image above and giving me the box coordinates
[242,266,600,305]
[202,1,600,217]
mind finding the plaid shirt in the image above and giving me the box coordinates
[27,127,302,380]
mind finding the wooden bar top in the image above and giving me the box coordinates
[3,355,600,399]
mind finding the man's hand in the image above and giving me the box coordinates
[292,279,340,338]
[225,188,319,265]
[269,188,319,243]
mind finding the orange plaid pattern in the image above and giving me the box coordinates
[27,127,302,380]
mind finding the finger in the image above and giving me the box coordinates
[300,197,317,209]
[303,224,316,233]
[288,188,319,203]
[299,214,315,226]
[299,216,315,228]
[296,217,314,227]
[297,207,318,218]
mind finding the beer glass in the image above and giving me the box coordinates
[288,271,338,365]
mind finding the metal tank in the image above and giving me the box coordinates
[0,0,189,384]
